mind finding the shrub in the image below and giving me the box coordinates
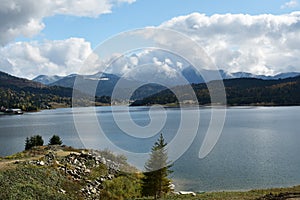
[25,135,44,150]
[101,174,142,200]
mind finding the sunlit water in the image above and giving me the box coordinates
[0,106,299,191]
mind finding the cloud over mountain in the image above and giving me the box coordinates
[1,11,300,79]
[159,12,300,75]
[0,38,98,78]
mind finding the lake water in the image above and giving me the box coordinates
[0,106,299,191]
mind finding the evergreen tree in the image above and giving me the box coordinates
[48,135,63,145]
[142,133,172,199]
[25,135,44,150]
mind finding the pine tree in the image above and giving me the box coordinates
[25,135,44,150]
[142,133,173,199]
[48,135,63,145]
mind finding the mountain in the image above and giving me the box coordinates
[0,71,107,111]
[32,69,300,100]
[33,69,300,87]
[0,71,45,89]
[181,66,300,83]
[131,75,300,106]
[32,75,64,85]
[273,72,300,79]
[49,72,119,88]
[46,72,166,100]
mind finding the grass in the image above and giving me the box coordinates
[87,164,108,180]
[0,165,83,200]
[136,185,300,200]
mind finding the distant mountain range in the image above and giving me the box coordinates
[1,69,300,111]
[181,66,300,84]
[31,69,300,101]
[33,72,167,100]
[0,71,165,111]
[33,68,300,87]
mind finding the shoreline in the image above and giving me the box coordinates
[1,147,300,200]
[1,148,300,194]
[20,103,300,113]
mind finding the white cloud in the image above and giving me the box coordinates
[281,0,298,9]
[0,0,136,45]
[0,38,100,78]
[158,12,300,75]
[2,11,300,79]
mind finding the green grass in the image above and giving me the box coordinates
[0,165,84,200]
[87,163,108,180]
[137,185,300,200]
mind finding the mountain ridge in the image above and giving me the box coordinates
[33,69,300,86]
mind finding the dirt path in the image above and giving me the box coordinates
[0,156,43,170]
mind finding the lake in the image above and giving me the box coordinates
[0,106,299,192]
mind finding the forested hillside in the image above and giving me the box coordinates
[131,76,300,106]
[0,71,109,111]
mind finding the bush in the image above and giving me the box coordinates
[101,174,142,200]
[25,135,44,150]
[49,135,63,145]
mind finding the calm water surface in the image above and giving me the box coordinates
[0,106,299,191]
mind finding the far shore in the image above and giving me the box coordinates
[18,103,300,114]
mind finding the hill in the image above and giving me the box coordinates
[0,71,109,111]
[0,146,140,200]
[0,71,45,89]
[131,76,300,106]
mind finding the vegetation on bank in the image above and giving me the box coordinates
[0,143,300,199]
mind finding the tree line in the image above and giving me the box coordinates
[131,76,300,106]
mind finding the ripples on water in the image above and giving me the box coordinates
[0,106,299,191]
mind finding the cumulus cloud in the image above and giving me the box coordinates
[0,38,100,78]
[2,11,300,79]
[158,12,300,75]
[281,0,298,9]
[0,0,136,45]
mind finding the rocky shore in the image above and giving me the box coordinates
[0,145,139,200]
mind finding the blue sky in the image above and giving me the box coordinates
[1,0,300,78]
[25,0,300,47]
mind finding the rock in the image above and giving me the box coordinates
[59,189,66,194]
[91,188,97,194]
[107,174,113,180]
[101,157,106,165]
[39,161,45,166]
[14,160,20,164]
[178,191,196,196]
[100,177,105,182]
